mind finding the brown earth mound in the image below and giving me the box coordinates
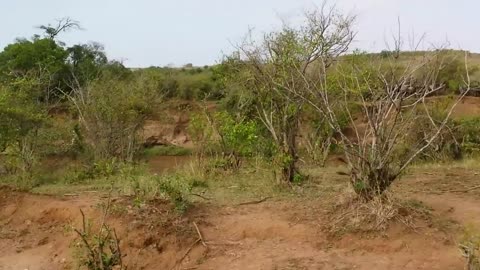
[1,182,475,270]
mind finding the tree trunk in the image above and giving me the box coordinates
[281,158,296,182]
[280,114,300,183]
[351,167,397,201]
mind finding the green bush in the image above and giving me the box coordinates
[69,73,159,162]
[404,98,462,162]
[458,117,480,155]
[215,111,259,157]
[132,67,223,101]
[142,145,192,157]
[188,111,219,156]
[189,110,261,170]
[73,207,123,270]
[129,173,193,212]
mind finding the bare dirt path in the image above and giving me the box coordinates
[186,201,463,270]
[0,189,100,270]
[0,186,475,270]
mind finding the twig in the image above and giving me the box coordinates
[190,193,211,200]
[237,196,272,206]
[169,239,201,270]
[169,222,208,270]
[74,209,96,264]
[113,228,122,267]
[63,193,79,197]
[193,222,207,248]
[448,185,480,193]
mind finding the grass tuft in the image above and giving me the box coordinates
[142,145,192,157]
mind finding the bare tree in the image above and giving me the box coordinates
[37,17,82,39]
[226,4,355,182]
[294,29,471,200]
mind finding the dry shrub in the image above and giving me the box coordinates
[73,209,123,270]
[68,74,159,162]
[460,225,480,270]
[326,191,431,235]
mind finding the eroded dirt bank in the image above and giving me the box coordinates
[1,182,476,270]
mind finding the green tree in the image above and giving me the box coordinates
[0,38,67,78]
[0,37,70,106]
[0,78,47,175]
[0,85,44,150]
[223,6,354,183]
[67,42,108,86]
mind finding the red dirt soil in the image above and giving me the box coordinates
[452,96,480,118]
[1,184,476,270]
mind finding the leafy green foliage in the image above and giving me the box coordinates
[188,112,216,155]
[0,38,68,80]
[157,175,193,212]
[0,23,127,107]
[214,111,259,157]
[189,110,261,171]
[70,73,159,161]
[129,172,193,212]
[133,66,223,101]
[406,100,480,162]
[436,52,478,91]
[458,117,480,155]
[220,29,309,182]
[73,209,123,270]
[0,77,49,183]
[67,42,108,86]
[0,85,45,150]
[0,38,69,103]
[403,98,459,162]
[142,145,192,157]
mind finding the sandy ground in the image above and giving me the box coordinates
[1,169,479,270]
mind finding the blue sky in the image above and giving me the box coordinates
[1,0,477,67]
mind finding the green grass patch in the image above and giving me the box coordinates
[142,145,192,157]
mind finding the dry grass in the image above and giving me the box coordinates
[460,225,480,270]
[399,159,480,197]
[325,190,432,235]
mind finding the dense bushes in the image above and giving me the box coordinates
[405,97,480,162]
[408,107,480,162]
[134,66,224,101]
[189,109,262,170]
[458,117,480,155]
[2,16,480,206]
[67,73,160,162]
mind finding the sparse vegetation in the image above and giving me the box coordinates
[142,145,192,157]
[460,225,480,270]
[2,4,480,270]
[73,205,123,270]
